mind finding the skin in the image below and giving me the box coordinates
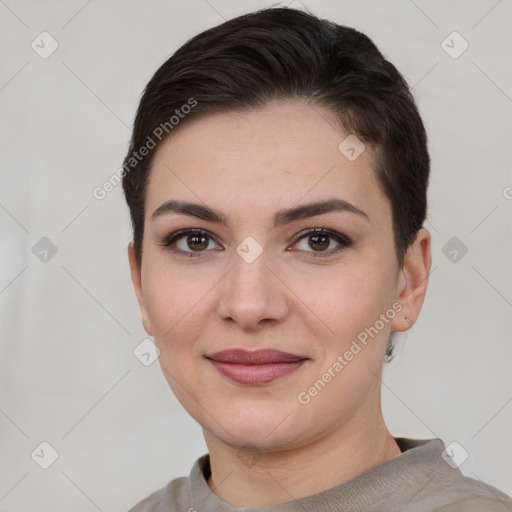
[128,100,432,507]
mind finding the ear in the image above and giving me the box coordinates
[127,241,153,336]
[391,228,432,332]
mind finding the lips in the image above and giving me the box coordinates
[206,349,306,364]
[205,349,308,384]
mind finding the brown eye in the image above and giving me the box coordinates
[185,233,209,251]
[158,228,221,256]
[293,228,352,257]
[307,234,330,251]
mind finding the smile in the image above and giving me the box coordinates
[205,349,309,384]
[208,360,307,384]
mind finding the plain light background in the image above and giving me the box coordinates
[1,0,511,510]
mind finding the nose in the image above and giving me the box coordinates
[216,246,290,331]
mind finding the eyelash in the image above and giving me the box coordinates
[157,228,352,259]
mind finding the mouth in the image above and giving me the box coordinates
[205,349,309,385]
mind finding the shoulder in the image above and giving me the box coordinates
[409,469,512,511]
[127,453,210,512]
[393,438,512,512]
[435,476,512,511]
[127,486,165,512]
[127,476,190,512]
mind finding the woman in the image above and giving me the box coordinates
[122,6,511,511]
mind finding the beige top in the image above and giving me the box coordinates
[128,438,512,511]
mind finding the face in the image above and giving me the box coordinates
[128,100,429,452]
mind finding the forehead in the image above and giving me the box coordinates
[145,100,390,227]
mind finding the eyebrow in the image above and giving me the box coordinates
[150,198,369,228]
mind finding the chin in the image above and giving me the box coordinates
[203,408,315,453]
[216,429,304,454]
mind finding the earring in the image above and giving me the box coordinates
[405,316,410,323]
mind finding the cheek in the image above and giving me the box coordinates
[290,261,395,340]
[142,260,213,348]
[143,271,208,401]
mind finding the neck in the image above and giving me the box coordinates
[204,414,402,508]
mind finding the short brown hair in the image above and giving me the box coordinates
[122,7,430,272]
